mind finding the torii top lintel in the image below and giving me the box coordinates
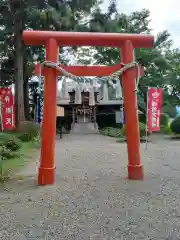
[23,30,154,48]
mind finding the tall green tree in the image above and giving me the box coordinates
[76,6,179,114]
[0,0,100,124]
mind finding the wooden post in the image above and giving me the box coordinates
[121,40,144,180]
[38,38,58,185]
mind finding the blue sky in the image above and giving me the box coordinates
[101,0,180,48]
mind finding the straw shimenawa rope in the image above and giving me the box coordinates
[38,61,141,93]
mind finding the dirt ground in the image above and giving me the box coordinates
[0,133,180,239]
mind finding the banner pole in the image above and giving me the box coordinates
[11,86,14,128]
[145,87,149,150]
[121,105,124,125]
[36,96,38,122]
[0,101,3,132]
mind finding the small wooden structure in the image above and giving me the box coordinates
[56,106,64,117]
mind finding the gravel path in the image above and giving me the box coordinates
[0,133,180,239]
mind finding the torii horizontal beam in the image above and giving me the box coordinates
[23,30,153,48]
[34,63,145,78]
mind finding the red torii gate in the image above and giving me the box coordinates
[23,30,154,185]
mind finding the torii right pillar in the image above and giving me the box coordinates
[122,40,144,180]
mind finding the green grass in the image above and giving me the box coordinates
[0,138,40,181]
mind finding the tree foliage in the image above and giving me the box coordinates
[0,0,100,124]
[76,5,180,114]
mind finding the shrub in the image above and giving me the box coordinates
[1,135,21,151]
[139,122,147,137]
[160,113,169,127]
[120,122,146,138]
[0,146,10,160]
[100,127,121,137]
[170,116,180,135]
[138,113,146,124]
[100,122,147,139]
[33,132,41,143]
[16,121,41,142]
[160,125,172,135]
[0,145,19,160]
[120,125,126,137]
[163,104,177,118]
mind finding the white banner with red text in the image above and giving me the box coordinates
[0,87,15,131]
[147,88,163,132]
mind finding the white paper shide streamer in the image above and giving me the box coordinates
[75,83,82,104]
[89,79,95,106]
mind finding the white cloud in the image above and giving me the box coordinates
[101,0,180,47]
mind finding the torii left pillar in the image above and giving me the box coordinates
[38,39,58,185]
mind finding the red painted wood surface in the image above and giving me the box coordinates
[121,40,144,180]
[38,38,58,185]
[23,30,154,48]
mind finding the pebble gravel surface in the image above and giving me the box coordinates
[0,133,180,239]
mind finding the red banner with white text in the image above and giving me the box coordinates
[0,88,15,131]
[147,88,163,132]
